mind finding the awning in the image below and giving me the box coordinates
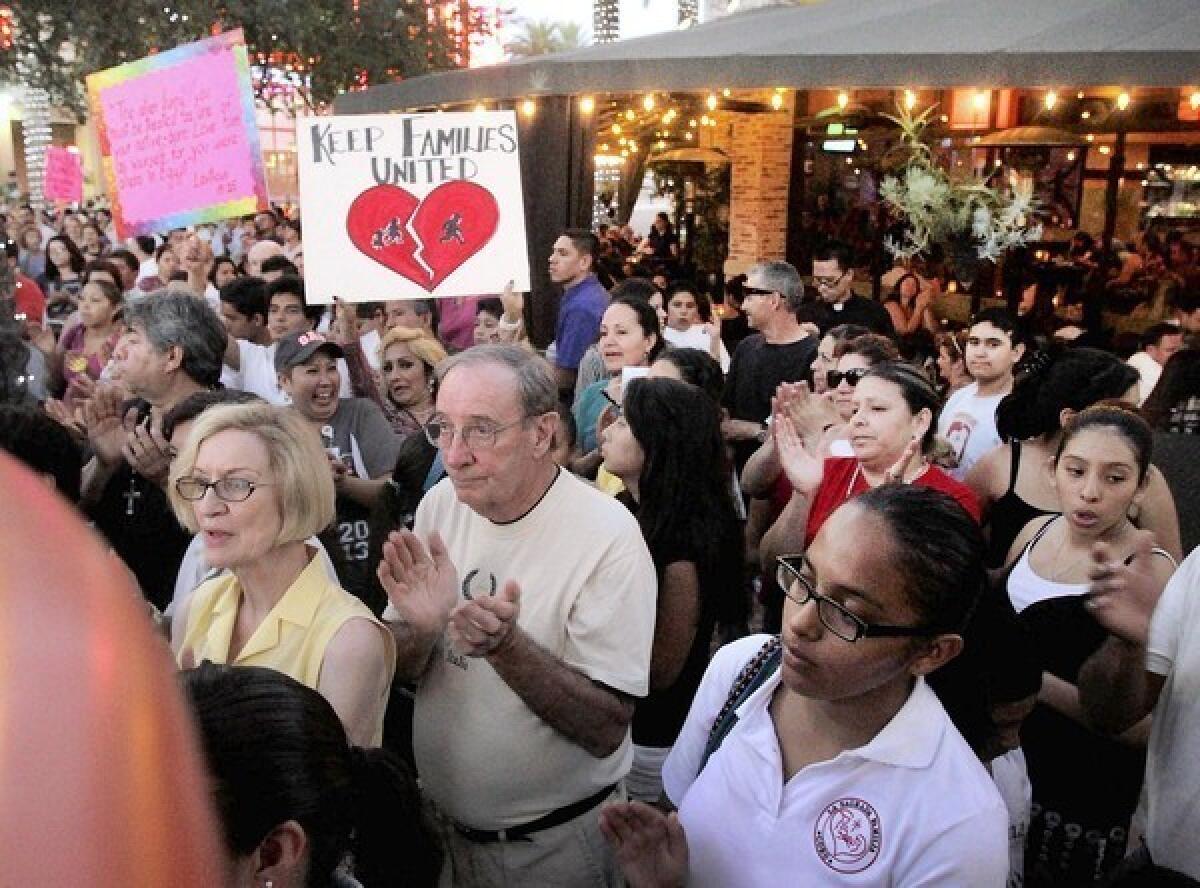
[338,0,1200,113]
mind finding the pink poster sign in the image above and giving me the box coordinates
[86,31,268,239]
[43,147,83,204]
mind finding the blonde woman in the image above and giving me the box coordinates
[169,402,395,746]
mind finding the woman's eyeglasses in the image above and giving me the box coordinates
[775,556,939,643]
[827,367,868,389]
[175,477,271,503]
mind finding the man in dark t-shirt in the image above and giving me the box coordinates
[721,260,817,470]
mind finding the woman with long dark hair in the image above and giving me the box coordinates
[965,347,1181,566]
[600,377,743,801]
[38,234,86,325]
[182,662,440,887]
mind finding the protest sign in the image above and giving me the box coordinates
[296,111,530,303]
[86,30,268,239]
[44,147,83,204]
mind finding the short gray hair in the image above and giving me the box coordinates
[750,261,803,312]
[123,289,227,387]
[436,345,557,417]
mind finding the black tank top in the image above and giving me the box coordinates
[986,439,1056,568]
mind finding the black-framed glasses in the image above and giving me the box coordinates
[424,416,526,450]
[175,477,272,503]
[775,555,938,643]
[742,286,776,297]
[812,272,848,289]
[827,367,869,389]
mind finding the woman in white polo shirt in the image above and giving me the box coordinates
[601,484,1009,887]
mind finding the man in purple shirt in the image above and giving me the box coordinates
[549,229,608,401]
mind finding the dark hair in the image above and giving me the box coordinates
[476,297,504,320]
[813,239,854,272]
[889,273,921,304]
[996,347,1139,441]
[1141,349,1200,433]
[1055,404,1154,484]
[267,275,323,327]
[82,277,122,307]
[610,277,658,303]
[561,228,599,263]
[606,294,664,363]
[0,404,82,501]
[655,347,724,404]
[863,361,941,453]
[825,323,870,355]
[134,235,157,257]
[108,248,140,279]
[261,255,299,277]
[848,484,986,633]
[622,376,743,602]
[82,259,123,287]
[968,307,1023,345]
[666,279,713,322]
[1173,288,1200,316]
[208,256,238,288]
[180,663,441,888]
[220,276,269,324]
[841,333,899,366]
[123,290,227,388]
[1141,322,1183,351]
[162,389,263,442]
[42,235,86,281]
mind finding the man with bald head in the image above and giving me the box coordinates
[244,239,284,278]
[379,345,656,887]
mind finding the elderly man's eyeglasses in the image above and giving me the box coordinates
[742,286,776,297]
[775,556,938,643]
[424,416,525,450]
[175,477,271,503]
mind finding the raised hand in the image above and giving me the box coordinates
[1086,531,1166,646]
[599,802,688,888]
[330,297,360,346]
[44,398,88,443]
[377,530,459,637]
[775,381,838,449]
[775,405,825,496]
[448,580,521,658]
[500,280,525,322]
[122,411,175,487]
[883,437,923,483]
[83,385,134,468]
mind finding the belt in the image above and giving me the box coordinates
[453,784,617,843]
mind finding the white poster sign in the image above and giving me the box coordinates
[296,111,530,303]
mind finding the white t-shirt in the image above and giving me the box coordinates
[1142,548,1200,877]
[662,324,731,372]
[1127,350,1162,407]
[662,636,1009,887]
[938,382,1006,480]
[390,469,657,830]
[233,340,351,405]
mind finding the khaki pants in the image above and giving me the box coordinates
[430,788,624,888]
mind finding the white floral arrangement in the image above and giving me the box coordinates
[880,106,1043,263]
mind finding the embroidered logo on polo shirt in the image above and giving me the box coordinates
[814,797,882,874]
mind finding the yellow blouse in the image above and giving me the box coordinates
[177,552,395,745]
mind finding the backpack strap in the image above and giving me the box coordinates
[698,636,782,773]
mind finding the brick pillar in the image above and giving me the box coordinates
[724,97,794,275]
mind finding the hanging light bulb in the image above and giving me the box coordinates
[520,99,536,117]
[579,96,595,113]
[612,123,622,134]
[770,93,783,110]
[837,92,849,111]
[642,94,655,111]
[973,91,988,111]
[1191,91,1200,110]
[1116,91,1130,111]
[705,93,718,111]
[625,109,635,121]
[1044,90,1057,110]
[904,89,917,111]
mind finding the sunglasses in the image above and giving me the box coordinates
[827,367,869,388]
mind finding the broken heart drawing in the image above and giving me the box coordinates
[346,181,500,291]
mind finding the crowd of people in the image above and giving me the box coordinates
[1,199,1200,888]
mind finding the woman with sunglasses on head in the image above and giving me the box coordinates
[600,377,743,803]
[935,329,972,396]
[965,348,1181,568]
[759,362,979,575]
[601,485,1008,887]
[998,406,1176,886]
[168,402,396,747]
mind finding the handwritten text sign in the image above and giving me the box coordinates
[44,147,83,204]
[296,111,530,303]
[86,31,268,239]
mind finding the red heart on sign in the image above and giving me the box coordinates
[346,181,500,292]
